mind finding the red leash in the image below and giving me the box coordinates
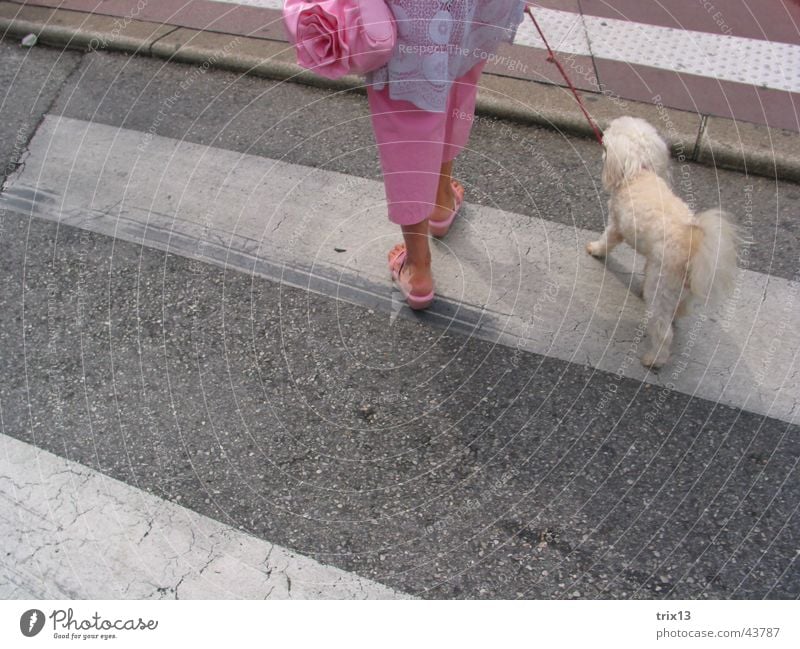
[525,3,604,144]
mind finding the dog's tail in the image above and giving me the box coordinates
[688,208,740,304]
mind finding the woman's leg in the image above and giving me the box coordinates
[367,84,448,297]
[367,85,447,227]
[431,61,487,223]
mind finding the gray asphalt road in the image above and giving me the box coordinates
[1,39,798,599]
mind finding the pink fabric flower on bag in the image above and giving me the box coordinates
[294,2,354,79]
[283,0,396,80]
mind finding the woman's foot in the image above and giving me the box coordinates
[429,179,464,237]
[388,243,434,310]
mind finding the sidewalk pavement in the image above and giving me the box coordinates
[0,0,798,182]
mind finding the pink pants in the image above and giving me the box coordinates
[367,61,486,226]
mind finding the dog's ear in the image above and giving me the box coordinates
[636,126,670,181]
[601,135,626,190]
[636,121,670,181]
[649,136,671,182]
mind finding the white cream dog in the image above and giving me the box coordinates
[587,116,739,369]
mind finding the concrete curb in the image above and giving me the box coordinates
[1,1,798,183]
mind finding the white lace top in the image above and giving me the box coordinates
[367,0,526,112]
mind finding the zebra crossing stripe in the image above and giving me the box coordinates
[1,114,797,424]
[0,432,409,599]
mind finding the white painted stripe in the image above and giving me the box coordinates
[211,0,800,93]
[0,433,408,599]
[2,115,798,425]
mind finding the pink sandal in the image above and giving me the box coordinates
[388,246,435,310]
[428,179,464,238]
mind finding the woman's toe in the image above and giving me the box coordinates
[451,179,465,204]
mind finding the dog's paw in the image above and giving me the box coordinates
[674,298,692,320]
[640,351,668,369]
[586,241,605,257]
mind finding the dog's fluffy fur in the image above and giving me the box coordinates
[587,116,740,368]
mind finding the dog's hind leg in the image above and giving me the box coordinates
[674,292,692,320]
[586,221,623,258]
[640,268,683,369]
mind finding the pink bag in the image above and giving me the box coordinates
[282,0,397,79]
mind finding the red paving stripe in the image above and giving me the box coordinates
[11,0,287,40]
[578,0,800,45]
[594,57,800,131]
[530,0,582,11]
[490,43,599,91]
